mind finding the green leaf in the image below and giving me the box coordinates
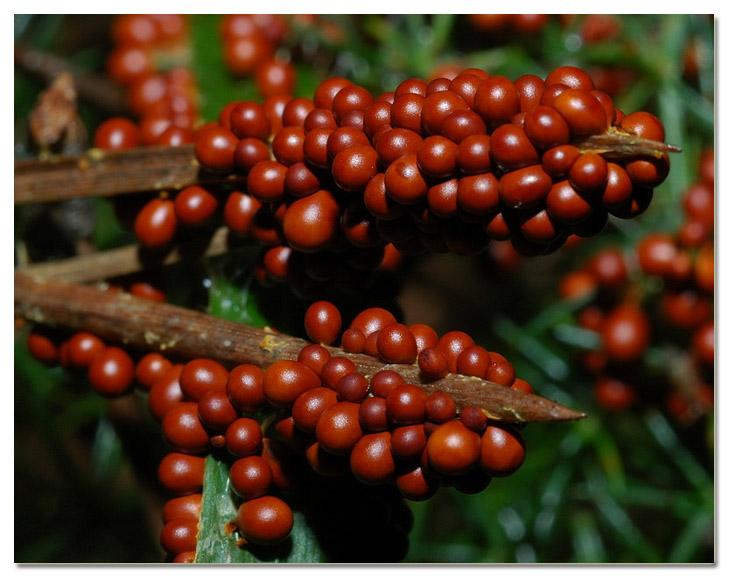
[194,454,327,563]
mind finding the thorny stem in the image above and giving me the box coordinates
[15,271,585,424]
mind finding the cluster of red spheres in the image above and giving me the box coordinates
[188,64,671,263]
[97,14,199,150]
[220,14,296,98]
[26,296,533,559]
[558,150,713,419]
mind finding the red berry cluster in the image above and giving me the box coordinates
[220,14,296,98]
[304,301,533,392]
[27,329,137,397]
[558,150,714,419]
[130,179,405,296]
[26,296,532,559]
[95,14,198,150]
[272,301,530,500]
[191,65,670,260]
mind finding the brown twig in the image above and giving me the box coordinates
[15,128,680,206]
[574,127,682,158]
[14,144,247,205]
[14,271,585,424]
[16,227,238,283]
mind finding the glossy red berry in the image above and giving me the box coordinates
[225,417,263,458]
[224,191,262,235]
[335,372,370,403]
[391,424,428,461]
[134,198,177,249]
[148,365,185,421]
[396,465,440,501]
[283,190,340,253]
[350,432,396,485]
[358,396,389,432]
[229,456,273,499]
[304,301,342,346]
[552,89,608,136]
[456,134,491,174]
[489,124,539,170]
[158,452,205,496]
[316,401,363,455]
[427,420,481,476]
[421,90,469,135]
[67,332,105,368]
[197,390,239,432]
[341,328,366,354]
[486,352,517,387]
[262,360,322,408]
[545,66,595,91]
[498,164,553,211]
[480,425,526,477]
[523,105,571,150]
[569,152,608,194]
[418,347,449,381]
[174,185,218,227]
[160,519,198,555]
[375,128,423,166]
[179,358,229,401]
[456,346,492,378]
[437,331,475,374]
[236,496,293,546]
[291,387,338,432]
[473,76,520,130]
[369,369,406,398]
[459,406,488,434]
[226,364,265,413]
[332,84,374,124]
[331,144,378,192]
[163,494,202,523]
[320,356,357,390]
[93,117,140,150]
[296,344,332,377]
[385,383,428,425]
[162,401,210,454]
[425,391,457,424]
[194,125,238,174]
[87,346,135,397]
[376,323,418,364]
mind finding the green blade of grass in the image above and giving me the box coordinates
[194,455,327,563]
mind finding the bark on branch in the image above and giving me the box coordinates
[14,132,680,205]
[14,144,246,205]
[15,271,585,424]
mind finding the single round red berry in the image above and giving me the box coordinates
[236,496,293,546]
[87,346,135,397]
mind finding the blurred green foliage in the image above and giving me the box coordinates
[15,14,714,563]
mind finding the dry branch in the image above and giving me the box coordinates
[15,271,585,424]
[14,145,246,204]
[16,227,235,283]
